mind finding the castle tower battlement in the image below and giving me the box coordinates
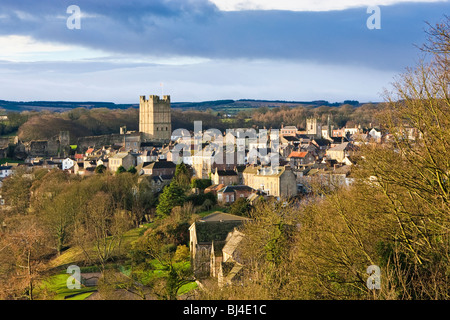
[139,94,171,142]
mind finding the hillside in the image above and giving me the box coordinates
[0,99,370,114]
[0,98,382,142]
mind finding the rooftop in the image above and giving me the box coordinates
[199,212,251,223]
[218,185,254,194]
[287,151,308,158]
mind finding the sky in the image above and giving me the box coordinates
[0,0,448,104]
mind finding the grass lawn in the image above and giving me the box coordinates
[178,281,198,295]
[44,220,198,299]
[197,206,228,217]
[0,158,24,165]
[133,260,197,297]
[48,223,152,269]
[37,273,96,300]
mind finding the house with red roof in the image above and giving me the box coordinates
[287,151,315,170]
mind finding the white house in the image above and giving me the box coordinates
[0,166,13,179]
[369,128,382,142]
[62,158,75,171]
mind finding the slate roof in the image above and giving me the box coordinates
[110,152,132,159]
[218,185,254,194]
[328,142,350,151]
[216,169,238,176]
[194,221,246,244]
[199,212,250,223]
[282,136,300,142]
[222,230,245,260]
[312,139,331,147]
[143,160,176,169]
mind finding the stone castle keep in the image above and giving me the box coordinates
[4,94,173,158]
[139,95,171,142]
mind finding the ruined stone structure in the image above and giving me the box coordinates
[139,95,171,142]
[23,131,71,158]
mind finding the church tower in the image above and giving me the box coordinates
[139,95,171,142]
[306,117,322,139]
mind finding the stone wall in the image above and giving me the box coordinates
[22,131,71,157]
[76,133,141,152]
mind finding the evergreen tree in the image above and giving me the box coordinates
[229,197,253,217]
[95,164,106,174]
[116,165,126,174]
[174,162,191,189]
[156,182,186,218]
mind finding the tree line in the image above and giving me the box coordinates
[10,101,383,143]
[200,16,450,300]
[0,17,447,300]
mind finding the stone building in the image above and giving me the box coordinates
[306,118,322,139]
[212,168,239,186]
[189,212,250,279]
[326,142,357,163]
[139,95,171,142]
[141,159,176,177]
[108,152,136,172]
[287,151,316,170]
[242,165,297,199]
[217,185,255,204]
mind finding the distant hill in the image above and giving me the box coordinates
[4,98,382,143]
[0,99,369,113]
[0,100,137,112]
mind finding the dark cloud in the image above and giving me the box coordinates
[0,1,448,69]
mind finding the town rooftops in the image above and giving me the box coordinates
[222,229,245,262]
[287,151,308,158]
[110,152,132,159]
[312,139,331,147]
[199,212,250,223]
[215,169,238,176]
[218,185,254,194]
[143,160,176,169]
[281,135,300,142]
[190,212,250,244]
[205,184,225,192]
[328,142,351,151]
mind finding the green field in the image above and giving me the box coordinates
[41,217,198,300]
[38,273,97,300]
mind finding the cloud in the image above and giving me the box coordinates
[0,58,395,103]
[0,35,108,62]
[0,0,447,103]
[0,3,443,70]
[209,0,448,11]
[0,0,446,70]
